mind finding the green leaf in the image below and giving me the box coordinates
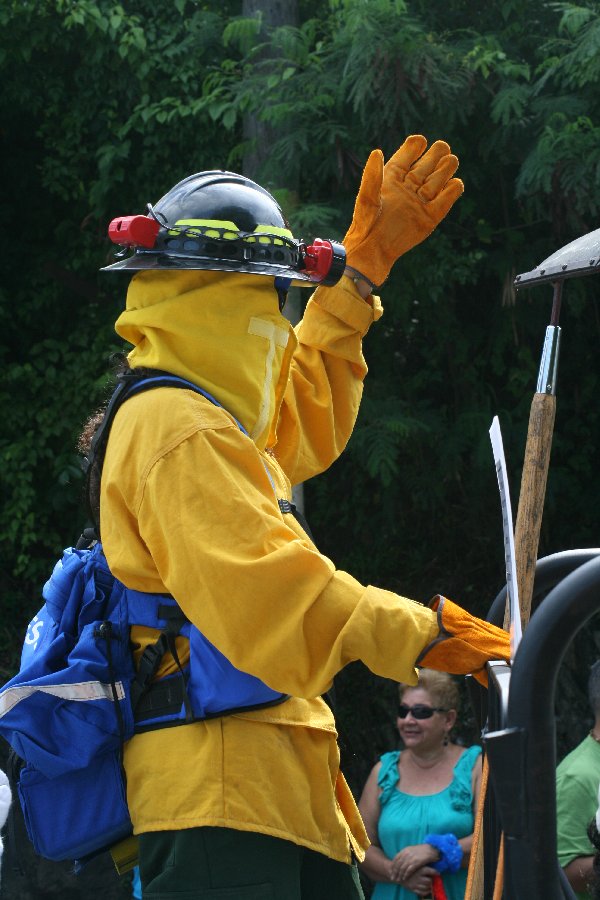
[222,107,236,129]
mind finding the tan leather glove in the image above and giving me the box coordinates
[417,596,510,687]
[343,135,464,287]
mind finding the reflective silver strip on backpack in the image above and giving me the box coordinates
[0,680,126,718]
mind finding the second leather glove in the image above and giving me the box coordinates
[416,595,510,687]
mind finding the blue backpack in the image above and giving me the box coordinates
[0,373,291,866]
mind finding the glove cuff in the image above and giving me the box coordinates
[428,594,445,613]
[415,595,451,665]
[344,265,377,291]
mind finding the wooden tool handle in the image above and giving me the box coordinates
[464,753,490,899]
[468,392,556,900]
[504,391,556,630]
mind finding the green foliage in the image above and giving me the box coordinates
[0,0,239,666]
[517,113,600,218]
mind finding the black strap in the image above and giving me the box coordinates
[97,623,126,758]
[163,629,194,724]
[133,674,189,723]
[75,526,98,549]
[6,750,24,876]
[130,633,170,711]
[129,605,190,714]
[134,686,290,730]
[278,499,315,541]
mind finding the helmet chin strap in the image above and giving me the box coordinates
[274,276,291,312]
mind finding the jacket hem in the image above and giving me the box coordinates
[133,815,361,864]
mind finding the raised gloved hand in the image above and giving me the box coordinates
[417,596,510,686]
[343,135,464,287]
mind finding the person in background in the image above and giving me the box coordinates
[358,670,482,899]
[0,768,11,888]
[585,783,600,900]
[557,661,600,898]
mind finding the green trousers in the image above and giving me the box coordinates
[139,826,365,900]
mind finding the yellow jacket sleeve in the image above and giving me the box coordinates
[274,278,383,485]
[102,395,437,700]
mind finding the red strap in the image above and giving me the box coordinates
[432,874,448,900]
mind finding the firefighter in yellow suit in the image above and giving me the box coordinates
[96,136,509,898]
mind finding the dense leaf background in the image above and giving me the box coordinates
[1,0,600,893]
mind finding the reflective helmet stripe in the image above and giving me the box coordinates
[172,219,294,245]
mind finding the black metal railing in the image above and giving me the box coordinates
[478,549,600,898]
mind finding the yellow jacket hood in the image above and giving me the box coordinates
[115,269,298,451]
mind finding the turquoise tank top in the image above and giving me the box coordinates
[372,745,481,900]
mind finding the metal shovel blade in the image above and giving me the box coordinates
[514,226,600,288]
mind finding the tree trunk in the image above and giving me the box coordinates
[242,0,305,512]
[242,1,298,188]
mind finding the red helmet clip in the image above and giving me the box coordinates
[302,239,334,281]
[301,239,346,287]
[108,215,160,249]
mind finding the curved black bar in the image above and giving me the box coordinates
[486,549,600,626]
[501,554,600,899]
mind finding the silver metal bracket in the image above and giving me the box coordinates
[536,325,561,395]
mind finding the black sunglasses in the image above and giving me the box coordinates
[398,704,448,720]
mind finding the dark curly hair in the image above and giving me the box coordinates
[78,356,160,535]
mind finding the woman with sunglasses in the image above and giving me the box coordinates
[358,669,482,899]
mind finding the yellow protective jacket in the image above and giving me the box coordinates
[101,269,438,863]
